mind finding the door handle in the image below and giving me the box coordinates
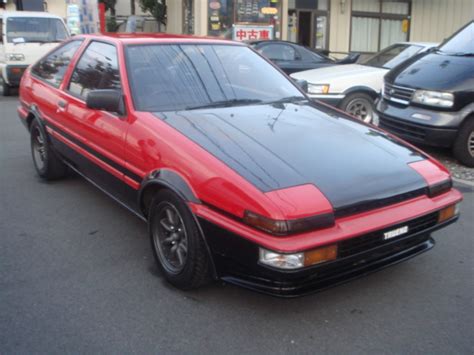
[56,100,67,113]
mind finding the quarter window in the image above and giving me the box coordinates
[68,41,121,99]
[31,40,82,87]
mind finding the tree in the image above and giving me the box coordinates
[139,0,167,28]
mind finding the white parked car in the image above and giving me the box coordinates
[0,11,69,96]
[291,42,437,123]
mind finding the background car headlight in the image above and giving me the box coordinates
[412,90,454,108]
[6,53,25,61]
[307,84,330,95]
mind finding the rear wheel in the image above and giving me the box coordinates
[149,189,210,290]
[341,92,375,123]
[2,80,12,96]
[30,119,68,180]
[453,118,474,167]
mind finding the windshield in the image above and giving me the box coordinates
[362,44,423,69]
[6,17,68,43]
[125,44,304,112]
[439,21,474,55]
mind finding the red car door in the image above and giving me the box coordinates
[25,40,84,135]
[56,40,134,205]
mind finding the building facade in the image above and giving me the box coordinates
[170,0,473,55]
[2,0,473,54]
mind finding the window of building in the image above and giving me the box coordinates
[350,0,411,53]
[208,0,282,41]
[68,41,121,99]
[31,40,83,87]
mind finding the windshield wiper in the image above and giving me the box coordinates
[185,98,263,110]
[433,49,474,56]
[265,96,308,105]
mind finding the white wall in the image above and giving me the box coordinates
[410,0,474,43]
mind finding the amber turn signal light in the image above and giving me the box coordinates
[304,244,338,267]
[438,203,460,223]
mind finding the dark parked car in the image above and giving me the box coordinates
[18,34,461,297]
[249,40,359,75]
[377,21,474,167]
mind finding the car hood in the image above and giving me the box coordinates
[291,64,386,83]
[385,52,474,91]
[155,102,427,211]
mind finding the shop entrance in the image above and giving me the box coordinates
[288,1,329,50]
[298,11,312,47]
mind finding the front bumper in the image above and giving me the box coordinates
[308,93,345,107]
[376,99,461,148]
[2,64,28,86]
[199,213,458,298]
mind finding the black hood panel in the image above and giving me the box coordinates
[155,102,427,210]
[385,52,474,92]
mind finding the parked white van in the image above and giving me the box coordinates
[0,11,69,96]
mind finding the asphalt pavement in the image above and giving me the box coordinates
[1,95,473,354]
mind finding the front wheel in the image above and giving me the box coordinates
[149,189,210,290]
[340,93,375,123]
[453,118,474,167]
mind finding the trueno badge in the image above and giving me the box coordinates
[384,226,409,240]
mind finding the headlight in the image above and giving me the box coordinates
[307,84,330,95]
[6,53,25,61]
[243,210,335,235]
[412,90,454,108]
[259,244,338,270]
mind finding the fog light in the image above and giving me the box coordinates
[438,203,460,223]
[259,248,304,269]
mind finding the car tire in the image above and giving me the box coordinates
[340,92,375,123]
[149,189,210,290]
[30,119,68,180]
[2,80,12,96]
[452,118,474,167]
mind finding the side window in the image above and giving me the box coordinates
[259,44,297,61]
[68,41,121,99]
[31,40,82,87]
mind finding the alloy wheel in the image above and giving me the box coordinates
[32,128,47,171]
[468,131,474,157]
[152,202,188,274]
[346,98,373,123]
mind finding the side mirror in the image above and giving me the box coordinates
[86,89,125,115]
[294,79,308,92]
[337,52,360,64]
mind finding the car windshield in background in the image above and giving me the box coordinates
[6,17,68,43]
[438,21,474,55]
[125,44,304,112]
[362,44,422,69]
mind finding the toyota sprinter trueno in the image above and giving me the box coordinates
[17,34,462,297]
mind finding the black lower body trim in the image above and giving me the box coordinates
[199,216,457,298]
[50,133,141,214]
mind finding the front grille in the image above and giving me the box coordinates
[383,82,415,105]
[334,188,427,218]
[338,212,438,258]
[379,115,427,140]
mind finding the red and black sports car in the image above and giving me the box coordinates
[18,34,462,297]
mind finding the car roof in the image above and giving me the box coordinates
[1,11,64,20]
[75,33,242,46]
